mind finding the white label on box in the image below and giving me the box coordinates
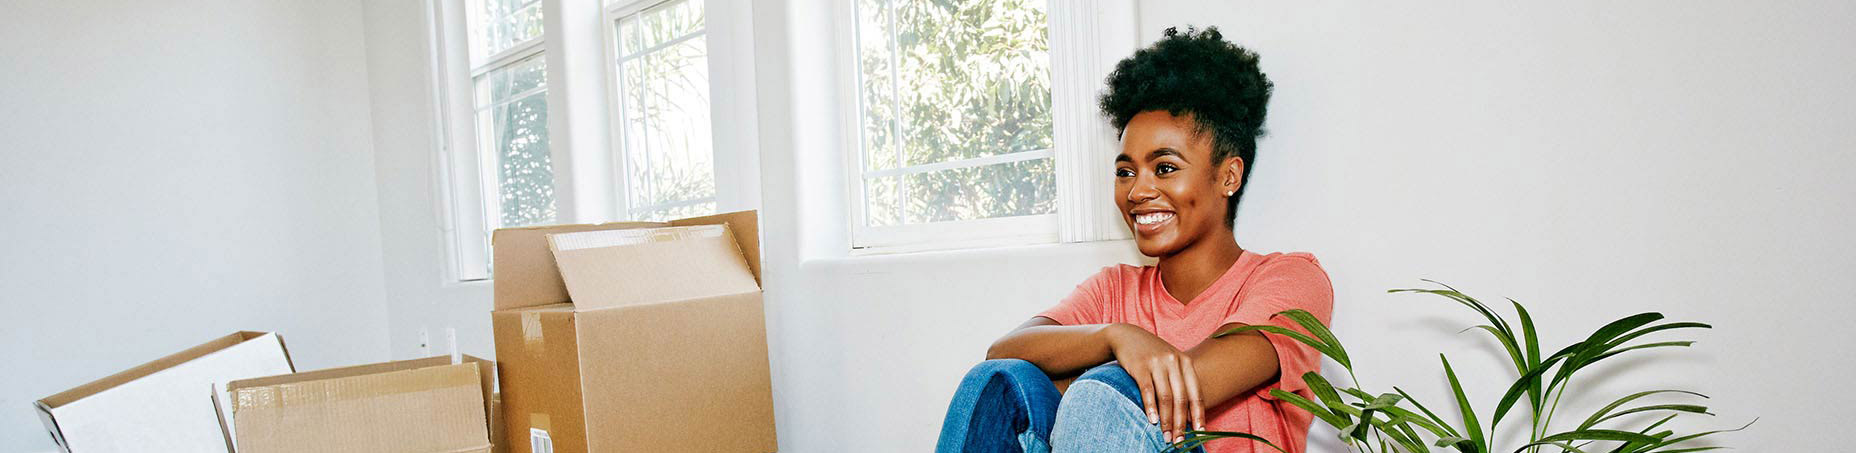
[530,428,553,453]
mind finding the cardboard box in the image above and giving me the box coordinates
[224,355,496,453]
[33,331,294,453]
[491,211,776,453]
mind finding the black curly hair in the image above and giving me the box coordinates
[1099,26,1273,226]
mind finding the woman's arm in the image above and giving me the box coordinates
[990,316,1210,441]
[1181,323,1281,416]
[985,316,1120,377]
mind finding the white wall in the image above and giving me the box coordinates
[0,0,390,451]
[360,0,1856,452]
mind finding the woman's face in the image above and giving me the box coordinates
[1114,110,1242,257]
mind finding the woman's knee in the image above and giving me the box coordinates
[967,359,1042,376]
[1074,363,1143,405]
[1050,379,1163,451]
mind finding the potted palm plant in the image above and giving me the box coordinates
[1171,281,1751,453]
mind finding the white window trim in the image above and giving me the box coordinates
[836,0,1139,254]
[431,0,495,281]
[429,0,757,281]
[605,0,712,220]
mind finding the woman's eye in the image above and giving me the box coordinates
[1156,163,1178,174]
[1115,168,1135,178]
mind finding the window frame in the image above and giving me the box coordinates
[430,0,754,282]
[604,0,720,221]
[835,0,1139,253]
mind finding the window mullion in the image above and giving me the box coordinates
[541,0,619,224]
[884,0,906,225]
[864,149,1052,180]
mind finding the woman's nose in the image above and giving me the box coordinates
[1127,179,1159,203]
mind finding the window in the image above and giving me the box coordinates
[611,0,717,221]
[843,0,1137,251]
[468,0,558,228]
[849,0,1057,249]
[432,0,750,280]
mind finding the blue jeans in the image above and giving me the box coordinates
[936,359,1203,453]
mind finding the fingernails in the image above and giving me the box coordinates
[1148,412,1158,424]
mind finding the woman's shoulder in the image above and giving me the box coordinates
[1252,250,1323,270]
[1081,263,1151,284]
[1247,251,1332,286]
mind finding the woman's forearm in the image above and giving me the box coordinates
[985,318,1124,377]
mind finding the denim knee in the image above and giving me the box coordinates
[963,359,1045,380]
[1049,378,1163,452]
[938,359,1063,453]
[1075,362,1143,405]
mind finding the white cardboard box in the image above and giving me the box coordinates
[33,331,295,453]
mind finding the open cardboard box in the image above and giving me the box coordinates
[221,355,496,453]
[34,331,295,453]
[490,211,776,452]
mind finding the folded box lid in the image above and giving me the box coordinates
[36,331,293,453]
[492,210,760,311]
[226,356,495,453]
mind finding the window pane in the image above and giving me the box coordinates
[868,157,1055,224]
[475,54,556,227]
[855,0,898,172]
[468,0,544,62]
[855,0,1055,226]
[616,0,715,220]
[622,0,705,56]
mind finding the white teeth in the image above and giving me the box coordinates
[1134,212,1174,225]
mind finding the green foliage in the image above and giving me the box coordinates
[856,0,1055,225]
[1167,281,1749,453]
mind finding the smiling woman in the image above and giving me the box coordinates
[936,27,1334,453]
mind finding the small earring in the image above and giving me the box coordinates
[1224,191,1235,196]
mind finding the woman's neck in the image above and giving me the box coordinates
[1157,229,1245,306]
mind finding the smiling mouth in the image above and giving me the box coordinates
[1133,212,1175,226]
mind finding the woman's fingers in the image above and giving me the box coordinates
[1148,359,1172,437]
[1166,355,1187,442]
[1182,355,1205,432]
[1134,363,1159,425]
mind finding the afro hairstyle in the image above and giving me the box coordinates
[1099,26,1273,226]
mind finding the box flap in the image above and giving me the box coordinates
[493,221,666,310]
[40,332,291,453]
[38,331,272,408]
[226,355,451,392]
[231,360,491,453]
[667,210,761,283]
[490,210,760,311]
[549,224,759,311]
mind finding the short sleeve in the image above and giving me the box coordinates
[1036,266,1124,326]
[1224,254,1335,401]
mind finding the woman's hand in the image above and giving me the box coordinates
[1105,323,1204,443]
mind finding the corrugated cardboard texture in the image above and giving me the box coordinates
[490,210,762,311]
[228,356,450,392]
[668,210,761,284]
[492,221,665,310]
[36,331,293,453]
[549,225,758,311]
[230,359,491,453]
[491,305,587,453]
[576,292,777,452]
[489,393,507,453]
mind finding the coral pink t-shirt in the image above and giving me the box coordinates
[1037,250,1334,453]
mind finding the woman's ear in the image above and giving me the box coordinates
[1221,156,1245,197]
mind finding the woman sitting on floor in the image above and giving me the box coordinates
[936,26,1334,453]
